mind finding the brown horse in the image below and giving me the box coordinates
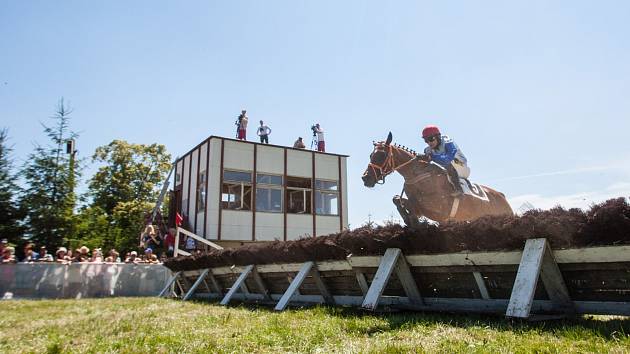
[362,132,513,226]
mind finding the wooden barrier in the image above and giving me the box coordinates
[163,239,630,320]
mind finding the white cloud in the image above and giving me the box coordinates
[509,182,630,211]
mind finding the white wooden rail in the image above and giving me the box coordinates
[174,227,223,257]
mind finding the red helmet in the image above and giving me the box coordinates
[422,125,441,138]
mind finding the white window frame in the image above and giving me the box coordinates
[315,178,340,216]
[256,173,283,213]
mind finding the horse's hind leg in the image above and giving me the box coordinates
[393,195,421,230]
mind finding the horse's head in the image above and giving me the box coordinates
[362,132,395,187]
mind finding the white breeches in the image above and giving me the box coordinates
[452,161,470,179]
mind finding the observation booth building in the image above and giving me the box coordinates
[172,136,349,248]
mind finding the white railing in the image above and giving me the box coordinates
[174,227,223,257]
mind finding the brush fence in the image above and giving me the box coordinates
[160,238,630,320]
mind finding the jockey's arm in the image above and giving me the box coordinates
[430,141,458,165]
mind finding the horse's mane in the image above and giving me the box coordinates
[383,141,446,176]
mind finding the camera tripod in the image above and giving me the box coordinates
[310,134,318,150]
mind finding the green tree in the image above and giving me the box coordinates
[0,128,24,243]
[19,98,80,249]
[86,140,171,251]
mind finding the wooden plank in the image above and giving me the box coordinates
[362,248,401,311]
[540,241,575,316]
[207,245,630,275]
[158,271,181,297]
[311,265,335,305]
[506,239,546,318]
[220,265,254,305]
[176,249,192,257]
[473,272,491,300]
[395,253,423,304]
[555,245,630,263]
[251,267,271,301]
[274,262,314,311]
[177,227,223,250]
[192,290,630,317]
[355,271,369,296]
[183,269,210,301]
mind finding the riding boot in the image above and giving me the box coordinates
[446,164,463,197]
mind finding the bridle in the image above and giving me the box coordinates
[365,143,417,184]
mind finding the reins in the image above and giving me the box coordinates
[366,144,417,184]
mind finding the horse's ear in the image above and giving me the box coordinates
[385,132,393,146]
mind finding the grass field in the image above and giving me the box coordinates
[0,298,629,353]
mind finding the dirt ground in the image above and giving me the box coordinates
[165,197,630,272]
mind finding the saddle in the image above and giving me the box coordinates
[430,162,489,201]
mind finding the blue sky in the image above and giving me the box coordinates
[2,1,630,227]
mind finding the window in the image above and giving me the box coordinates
[256,173,283,212]
[286,176,311,214]
[196,171,206,212]
[315,179,339,215]
[222,170,252,210]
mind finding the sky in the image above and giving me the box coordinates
[1,0,630,227]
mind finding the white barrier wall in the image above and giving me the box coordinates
[0,264,172,299]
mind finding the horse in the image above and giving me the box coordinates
[361,132,513,227]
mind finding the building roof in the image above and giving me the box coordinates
[176,135,350,161]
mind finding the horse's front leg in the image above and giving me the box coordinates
[392,195,421,229]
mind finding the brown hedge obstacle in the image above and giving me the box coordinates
[163,198,630,320]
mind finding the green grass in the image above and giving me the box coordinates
[0,298,629,353]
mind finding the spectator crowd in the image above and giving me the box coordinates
[0,238,165,265]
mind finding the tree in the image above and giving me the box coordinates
[19,98,80,249]
[0,128,23,243]
[86,140,171,251]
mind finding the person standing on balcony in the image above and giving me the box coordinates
[257,120,272,144]
[236,110,248,140]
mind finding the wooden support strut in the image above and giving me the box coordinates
[158,271,181,297]
[506,238,575,319]
[472,272,491,300]
[275,262,314,311]
[251,267,271,301]
[361,248,422,311]
[355,271,370,296]
[220,265,254,306]
[206,270,223,296]
[183,269,210,301]
[311,266,335,305]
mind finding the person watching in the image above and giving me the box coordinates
[22,243,38,262]
[1,247,16,264]
[38,246,54,262]
[257,120,272,144]
[237,110,248,140]
[313,123,325,152]
[76,246,90,262]
[55,247,70,264]
[0,239,7,256]
[293,137,306,149]
[140,224,160,250]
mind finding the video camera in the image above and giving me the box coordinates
[310,125,317,136]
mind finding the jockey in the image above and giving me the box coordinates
[420,125,470,196]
